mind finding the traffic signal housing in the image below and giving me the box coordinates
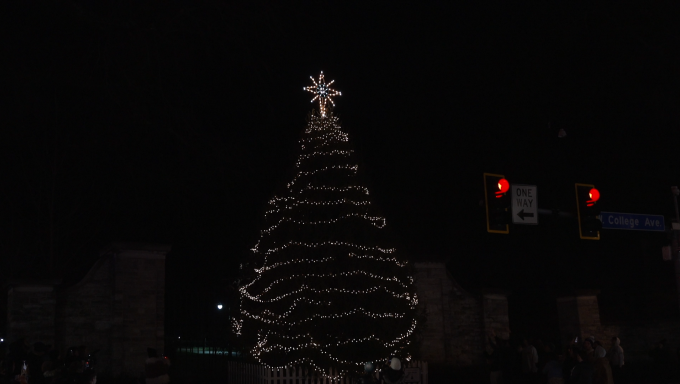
[575,183,601,240]
[484,173,511,234]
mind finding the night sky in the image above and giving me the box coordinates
[2,2,680,339]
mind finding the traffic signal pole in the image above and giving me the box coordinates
[537,208,573,218]
[672,186,680,312]
[672,186,680,227]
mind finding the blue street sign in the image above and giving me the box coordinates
[599,212,666,232]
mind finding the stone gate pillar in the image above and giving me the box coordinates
[57,243,169,376]
[482,290,510,343]
[6,280,60,346]
[557,290,602,345]
[413,262,510,366]
[110,243,169,375]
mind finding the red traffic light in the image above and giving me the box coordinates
[587,188,600,206]
[496,178,510,197]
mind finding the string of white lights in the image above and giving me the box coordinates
[300,119,348,150]
[300,185,370,195]
[251,241,396,272]
[232,318,243,336]
[241,283,416,306]
[264,197,370,216]
[256,319,417,350]
[262,241,395,255]
[260,332,379,348]
[295,150,354,167]
[261,296,330,319]
[297,165,358,178]
[255,343,381,367]
[262,249,398,276]
[251,334,415,380]
[243,269,410,300]
[287,165,358,188]
[252,355,353,380]
[348,252,407,267]
[253,256,335,273]
[250,239,394,259]
[260,214,386,236]
[239,74,416,380]
[242,306,406,327]
[300,130,348,143]
[253,339,410,367]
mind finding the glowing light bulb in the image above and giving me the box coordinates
[497,178,510,194]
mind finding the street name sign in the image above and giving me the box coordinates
[511,184,538,225]
[599,212,665,232]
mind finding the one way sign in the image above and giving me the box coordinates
[511,184,538,225]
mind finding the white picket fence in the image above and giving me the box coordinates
[227,360,428,384]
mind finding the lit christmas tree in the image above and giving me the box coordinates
[237,72,417,379]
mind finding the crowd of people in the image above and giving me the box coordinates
[0,340,171,384]
[5,335,679,384]
[485,331,626,384]
[0,339,97,384]
[357,356,406,384]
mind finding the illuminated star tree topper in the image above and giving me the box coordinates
[304,71,341,117]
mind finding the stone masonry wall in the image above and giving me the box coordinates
[112,250,166,376]
[576,295,602,340]
[56,257,115,372]
[557,293,601,345]
[7,243,168,377]
[557,296,580,343]
[482,294,511,342]
[414,262,509,366]
[557,292,680,362]
[605,321,680,361]
[6,284,58,346]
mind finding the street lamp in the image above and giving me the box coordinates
[217,304,223,310]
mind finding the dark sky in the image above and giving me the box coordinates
[2,1,680,337]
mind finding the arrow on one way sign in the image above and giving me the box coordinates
[516,209,535,220]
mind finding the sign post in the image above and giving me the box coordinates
[511,184,538,225]
[671,186,680,316]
